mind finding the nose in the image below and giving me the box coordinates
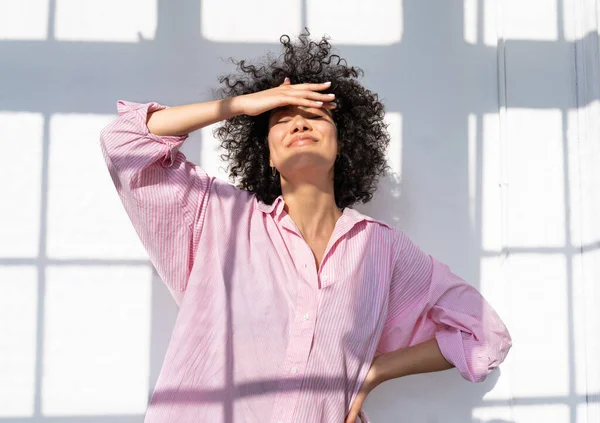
[290,115,312,133]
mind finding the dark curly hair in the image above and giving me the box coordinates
[214,28,391,209]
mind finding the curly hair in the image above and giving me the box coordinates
[214,28,391,209]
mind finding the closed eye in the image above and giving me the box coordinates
[276,115,321,124]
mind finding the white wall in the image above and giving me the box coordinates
[1,0,599,422]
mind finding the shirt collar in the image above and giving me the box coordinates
[256,194,286,217]
[255,194,392,228]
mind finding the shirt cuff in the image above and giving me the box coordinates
[116,100,189,168]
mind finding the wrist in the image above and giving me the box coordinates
[374,349,411,384]
[371,352,396,386]
[225,95,246,117]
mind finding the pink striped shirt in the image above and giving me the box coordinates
[99,100,512,423]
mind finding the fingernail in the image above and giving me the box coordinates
[316,101,323,105]
[328,93,335,97]
[324,81,331,85]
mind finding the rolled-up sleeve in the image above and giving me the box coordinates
[375,230,512,382]
[99,100,213,303]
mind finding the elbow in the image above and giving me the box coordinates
[436,325,513,383]
[468,330,513,383]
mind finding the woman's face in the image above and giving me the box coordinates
[267,105,340,180]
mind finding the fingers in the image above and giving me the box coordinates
[290,81,332,91]
[283,89,336,108]
[280,78,332,91]
[290,90,335,102]
[345,410,359,423]
[287,97,337,110]
[281,76,336,109]
[276,79,337,109]
[291,97,329,109]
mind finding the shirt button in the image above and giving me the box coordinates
[304,264,307,268]
[303,313,309,320]
[291,367,298,374]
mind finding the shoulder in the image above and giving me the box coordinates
[344,208,406,254]
[344,207,397,229]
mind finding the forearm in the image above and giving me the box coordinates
[375,337,455,384]
[146,97,244,137]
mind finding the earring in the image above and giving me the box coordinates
[271,166,277,176]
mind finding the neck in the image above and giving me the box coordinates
[280,181,342,241]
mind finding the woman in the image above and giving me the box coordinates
[100,30,512,423]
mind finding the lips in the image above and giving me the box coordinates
[288,135,318,147]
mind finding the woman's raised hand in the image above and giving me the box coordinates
[235,78,336,117]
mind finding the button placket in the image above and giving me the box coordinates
[271,261,318,422]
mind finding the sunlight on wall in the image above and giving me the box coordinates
[504,0,558,40]
[0,267,37,417]
[467,114,478,234]
[47,113,148,259]
[0,112,44,257]
[579,401,600,423]
[483,0,499,47]
[384,112,402,179]
[199,125,232,183]
[563,0,600,41]
[54,0,157,42]
[475,0,559,46]
[478,114,511,403]
[201,0,401,44]
[569,101,600,403]
[506,109,565,247]
[573,250,600,399]
[568,102,600,247]
[201,0,301,43]
[463,0,478,44]
[507,254,569,397]
[477,84,600,422]
[0,0,49,40]
[306,0,402,45]
[480,113,502,251]
[42,266,151,415]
